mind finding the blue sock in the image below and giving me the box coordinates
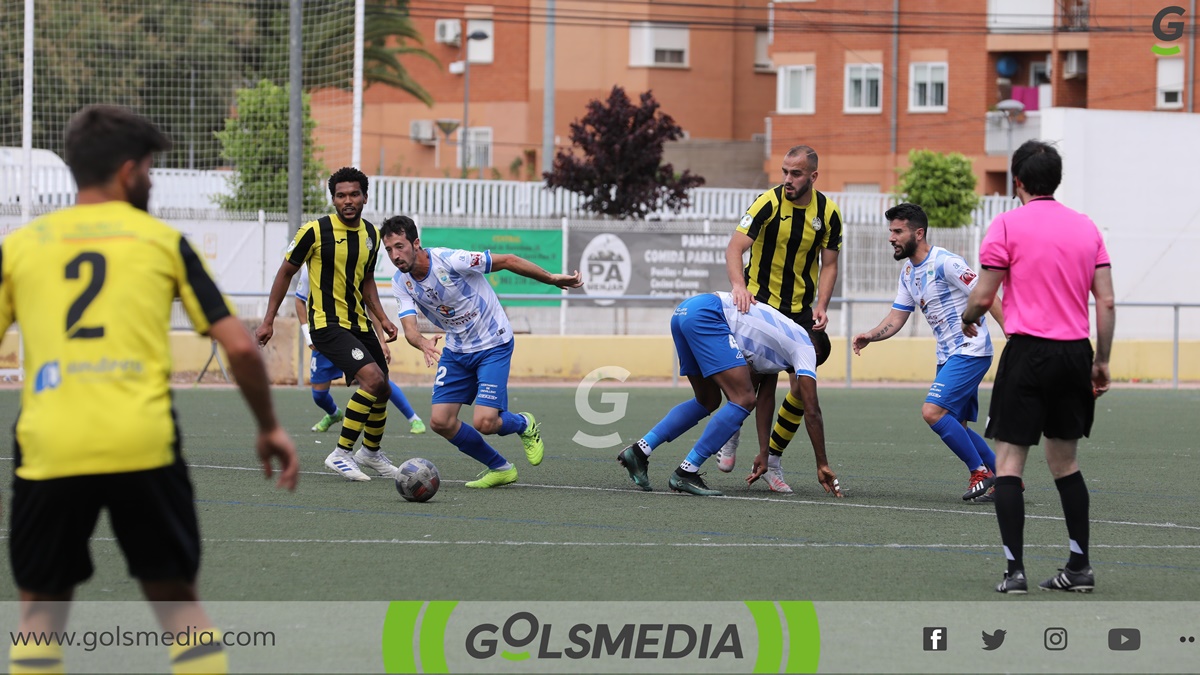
[684,402,751,467]
[450,423,508,470]
[312,388,337,415]
[388,382,417,420]
[643,398,710,449]
[497,411,528,436]
[966,427,996,474]
[931,416,985,471]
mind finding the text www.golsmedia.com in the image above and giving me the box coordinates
[10,626,276,652]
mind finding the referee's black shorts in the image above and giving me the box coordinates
[783,306,832,367]
[985,334,1096,446]
[310,325,388,384]
[10,461,200,594]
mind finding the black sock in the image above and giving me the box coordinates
[994,475,1025,575]
[1054,470,1090,570]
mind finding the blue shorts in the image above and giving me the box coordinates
[926,354,992,422]
[671,294,745,378]
[309,350,344,385]
[431,339,514,410]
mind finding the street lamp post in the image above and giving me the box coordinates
[462,30,490,175]
[996,98,1026,198]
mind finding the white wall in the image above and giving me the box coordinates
[1039,107,1200,339]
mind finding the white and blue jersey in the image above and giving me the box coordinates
[893,246,992,365]
[672,292,817,381]
[391,247,512,354]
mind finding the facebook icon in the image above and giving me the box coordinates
[924,627,949,651]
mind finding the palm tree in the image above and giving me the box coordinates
[364,0,438,106]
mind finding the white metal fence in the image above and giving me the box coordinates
[0,165,1016,225]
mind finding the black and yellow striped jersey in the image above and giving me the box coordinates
[736,187,843,315]
[285,215,380,332]
[0,201,235,480]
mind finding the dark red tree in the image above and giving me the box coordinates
[544,86,705,219]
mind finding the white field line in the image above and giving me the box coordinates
[182,462,1200,533]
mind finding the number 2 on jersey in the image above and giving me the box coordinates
[65,251,106,339]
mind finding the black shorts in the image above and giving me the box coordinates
[782,306,831,367]
[9,461,200,594]
[310,325,388,384]
[985,334,1095,446]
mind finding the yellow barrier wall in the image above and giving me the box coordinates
[2,330,1197,384]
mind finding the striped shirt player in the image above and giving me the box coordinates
[617,291,842,498]
[381,216,582,489]
[852,203,1001,503]
[722,145,841,494]
[257,167,399,483]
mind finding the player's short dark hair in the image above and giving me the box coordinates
[63,105,171,189]
[1011,140,1061,197]
[328,166,369,197]
[380,215,418,243]
[884,202,929,236]
[785,144,818,170]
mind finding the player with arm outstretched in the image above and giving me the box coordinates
[294,264,426,434]
[380,216,582,488]
[617,291,843,498]
[852,203,1005,502]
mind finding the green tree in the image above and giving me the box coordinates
[894,149,980,228]
[214,80,327,212]
[544,86,705,219]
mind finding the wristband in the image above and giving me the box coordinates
[301,324,312,347]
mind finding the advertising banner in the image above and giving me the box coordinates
[567,232,733,305]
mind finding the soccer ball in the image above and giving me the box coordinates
[394,457,440,502]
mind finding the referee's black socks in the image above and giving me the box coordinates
[1054,470,1091,570]
[994,475,1026,575]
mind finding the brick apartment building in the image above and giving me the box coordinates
[767,0,1197,194]
[314,0,777,186]
[313,0,1196,192]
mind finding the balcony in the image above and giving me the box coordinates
[985,110,1042,156]
[988,0,1089,33]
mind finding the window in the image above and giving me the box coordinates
[845,63,883,113]
[629,22,689,67]
[754,28,773,71]
[457,127,493,169]
[777,65,816,113]
[910,62,948,111]
[1157,58,1185,109]
[466,19,494,64]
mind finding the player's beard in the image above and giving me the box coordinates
[786,182,811,202]
[128,171,151,212]
[893,237,917,261]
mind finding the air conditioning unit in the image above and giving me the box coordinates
[435,19,461,46]
[409,119,436,144]
[1063,51,1087,79]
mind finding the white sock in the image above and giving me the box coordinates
[767,454,781,469]
[679,460,700,473]
[636,439,652,457]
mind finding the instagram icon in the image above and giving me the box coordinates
[1044,627,1068,650]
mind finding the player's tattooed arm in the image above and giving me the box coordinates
[851,308,910,355]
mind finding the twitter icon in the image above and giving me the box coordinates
[982,629,1007,650]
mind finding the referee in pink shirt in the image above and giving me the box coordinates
[962,140,1116,595]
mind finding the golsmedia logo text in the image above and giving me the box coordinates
[380,600,822,674]
[464,611,743,661]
